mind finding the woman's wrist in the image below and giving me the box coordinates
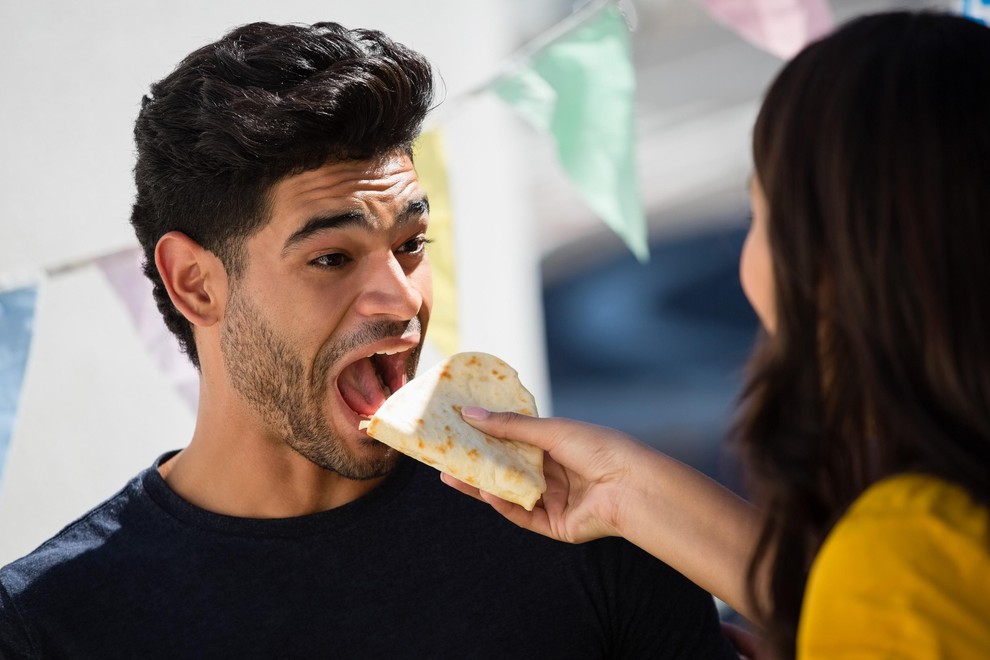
[607,440,671,541]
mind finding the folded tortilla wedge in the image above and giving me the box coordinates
[361,352,546,510]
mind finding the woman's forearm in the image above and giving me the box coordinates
[615,443,762,623]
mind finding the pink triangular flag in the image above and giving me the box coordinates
[700,0,834,59]
[96,247,199,409]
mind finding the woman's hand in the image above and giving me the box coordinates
[441,408,657,545]
[442,407,763,622]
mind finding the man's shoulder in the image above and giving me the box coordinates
[0,471,149,600]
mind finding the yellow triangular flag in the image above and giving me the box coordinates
[413,129,458,356]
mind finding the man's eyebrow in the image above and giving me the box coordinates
[281,197,431,255]
[282,210,366,254]
[399,197,430,224]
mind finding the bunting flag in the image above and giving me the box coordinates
[700,0,834,59]
[414,129,459,357]
[0,285,38,488]
[962,0,990,24]
[493,5,649,263]
[95,248,200,409]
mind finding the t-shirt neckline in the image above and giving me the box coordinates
[141,450,416,538]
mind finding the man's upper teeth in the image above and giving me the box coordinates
[372,349,404,356]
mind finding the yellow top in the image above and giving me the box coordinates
[798,473,990,659]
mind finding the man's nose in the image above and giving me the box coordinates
[354,252,423,320]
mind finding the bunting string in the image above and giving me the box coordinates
[425,0,620,128]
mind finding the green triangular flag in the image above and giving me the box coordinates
[494,6,648,262]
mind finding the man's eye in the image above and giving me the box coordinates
[311,253,349,269]
[398,236,432,255]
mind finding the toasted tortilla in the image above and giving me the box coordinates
[361,352,545,510]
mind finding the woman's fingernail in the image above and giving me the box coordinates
[461,406,490,420]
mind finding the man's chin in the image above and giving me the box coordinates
[285,427,398,480]
[330,438,400,481]
[352,441,401,479]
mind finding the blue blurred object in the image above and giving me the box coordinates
[542,224,759,489]
[0,285,39,488]
[961,0,990,25]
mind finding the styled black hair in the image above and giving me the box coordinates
[130,21,435,367]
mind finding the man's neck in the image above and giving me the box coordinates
[158,407,386,519]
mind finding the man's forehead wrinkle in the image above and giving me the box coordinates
[285,173,413,208]
[271,156,424,251]
[274,150,412,195]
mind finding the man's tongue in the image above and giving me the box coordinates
[338,357,390,418]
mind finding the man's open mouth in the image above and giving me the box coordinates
[336,348,411,419]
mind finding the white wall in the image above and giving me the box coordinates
[0,0,548,564]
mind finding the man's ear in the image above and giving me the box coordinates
[154,231,228,328]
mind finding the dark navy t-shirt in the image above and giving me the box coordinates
[0,453,735,659]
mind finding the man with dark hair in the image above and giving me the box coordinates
[0,21,735,658]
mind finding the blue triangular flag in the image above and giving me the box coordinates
[0,285,39,488]
[962,0,990,24]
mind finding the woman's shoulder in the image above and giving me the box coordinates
[842,473,989,531]
[797,473,990,658]
[811,472,990,588]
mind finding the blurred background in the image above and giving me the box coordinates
[522,0,951,492]
[0,0,954,567]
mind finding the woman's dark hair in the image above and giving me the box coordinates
[130,22,435,367]
[736,11,990,657]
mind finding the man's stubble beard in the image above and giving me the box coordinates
[219,284,422,480]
